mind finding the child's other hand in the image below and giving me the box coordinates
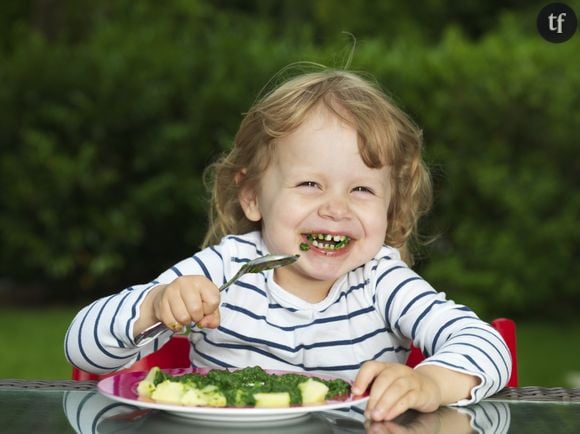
[151,275,221,331]
[352,361,441,422]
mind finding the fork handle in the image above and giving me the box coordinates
[134,322,176,345]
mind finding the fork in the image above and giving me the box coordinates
[134,253,299,344]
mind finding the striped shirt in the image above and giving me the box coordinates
[65,231,511,405]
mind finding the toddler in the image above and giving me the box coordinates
[65,69,511,421]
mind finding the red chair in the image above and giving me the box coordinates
[71,334,191,381]
[72,318,517,386]
[406,317,518,387]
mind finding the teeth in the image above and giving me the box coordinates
[305,233,351,251]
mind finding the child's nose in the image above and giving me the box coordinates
[318,195,351,220]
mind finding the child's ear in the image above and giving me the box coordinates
[237,171,262,222]
[239,186,261,222]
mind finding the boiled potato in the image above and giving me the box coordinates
[253,392,291,408]
[298,379,329,404]
[150,380,185,404]
[136,366,161,398]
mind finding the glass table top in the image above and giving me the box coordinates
[1,387,579,434]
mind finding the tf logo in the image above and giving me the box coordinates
[537,3,578,42]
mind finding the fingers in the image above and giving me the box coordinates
[353,360,387,395]
[152,286,180,330]
[354,361,403,420]
[198,308,220,328]
[370,386,415,421]
[154,276,220,329]
[358,362,436,422]
[180,279,219,322]
[363,363,407,420]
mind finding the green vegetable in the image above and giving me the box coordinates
[137,366,351,407]
[299,242,310,251]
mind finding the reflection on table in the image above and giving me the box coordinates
[1,382,580,433]
[63,390,511,434]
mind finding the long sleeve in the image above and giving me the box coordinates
[64,280,165,374]
[64,242,230,374]
[370,252,512,404]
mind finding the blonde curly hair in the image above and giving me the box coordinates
[203,69,432,265]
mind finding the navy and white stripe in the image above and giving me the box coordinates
[64,231,511,405]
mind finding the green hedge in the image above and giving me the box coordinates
[1,6,578,319]
[364,27,580,319]
[0,4,314,296]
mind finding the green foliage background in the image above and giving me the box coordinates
[1,0,578,320]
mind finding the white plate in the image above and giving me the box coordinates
[97,368,368,422]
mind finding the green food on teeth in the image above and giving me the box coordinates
[303,233,350,251]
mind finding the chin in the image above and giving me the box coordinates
[301,261,352,283]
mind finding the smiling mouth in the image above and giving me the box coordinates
[302,233,352,251]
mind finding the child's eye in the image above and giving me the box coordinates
[297,181,320,189]
[352,186,374,194]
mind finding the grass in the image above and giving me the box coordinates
[516,321,580,387]
[0,307,80,379]
[1,307,578,387]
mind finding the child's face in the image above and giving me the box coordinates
[240,104,390,298]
